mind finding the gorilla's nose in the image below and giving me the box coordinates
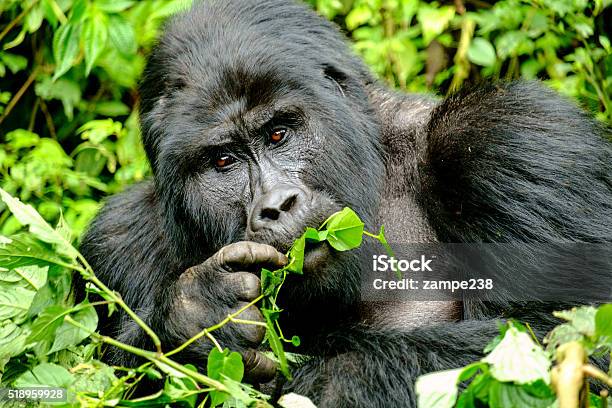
[250,185,303,232]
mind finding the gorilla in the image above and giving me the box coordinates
[79,0,612,406]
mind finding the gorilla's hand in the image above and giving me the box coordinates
[173,241,287,382]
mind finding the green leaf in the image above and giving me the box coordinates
[488,380,555,408]
[323,207,364,251]
[77,119,122,144]
[0,234,75,270]
[71,359,117,395]
[108,15,137,56]
[5,129,40,149]
[68,0,88,24]
[34,76,82,120]
[27,305,69,344]
[482,326,550,384]
[345,5,372,30]
[25,5,44,32]
[96,0,136,13]
[495,31,528,59]
[468,38,496,67]
[207,348,244,407]
[0,188,78,260]
[94,101,130,116]
[52,22,81,80]
[15,362,74,388]
[0,321,27,365]
[595,304,612,340]
[82,12,109,75]
[0,265,48,290]
[303,227,325,242]
[287,235,305,274]
[261,268,282,296]
[416,368,463,408]
[0,52,28,74]
[416,5,455,45]
[0,286,36,321]
[262,308,290,379]
[49,302,98,354]
[554,306,597,337]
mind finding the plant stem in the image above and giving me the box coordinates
[75,253,162,354]
[0,68,38,126]
[583,364,612,387]
[0,1,36,43]
[165,294,264,358]
[65,316,229,393]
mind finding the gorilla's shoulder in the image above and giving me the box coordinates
[82,181,161,243]
[419,80,612,243]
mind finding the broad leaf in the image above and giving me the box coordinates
[108,15,137,56]
[15,362,74,388]
[49,302,98,354]
[0,265,48,290]
[468,38,496,67]
[0,286,36,321]
[0,234,75,270]
[595,304,612,340]
[52,22,80,80]
[83,13,109,75]
[0,189,78,260]
[0,321,27,366]
[27,305,69,344]
[483,327,550,384]
[324,207,364,251]
[416,368,463,408]
[207,348,244,407]
[287,235,306,274]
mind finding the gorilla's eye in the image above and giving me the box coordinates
[214,154,236,169]
[270,128,287,144]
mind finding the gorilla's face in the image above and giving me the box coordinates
[139,1,385,311]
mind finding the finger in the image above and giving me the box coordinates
[215,241,288,272]
[242,349,278,383]
[230,303,266,344]
[223,271,261,301]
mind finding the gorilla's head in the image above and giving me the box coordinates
[139,0,384,312]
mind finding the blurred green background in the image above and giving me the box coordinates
[0,0,610,240]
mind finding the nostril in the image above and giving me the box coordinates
[260,207,281,221]
[251,187,302,230]
[280,194,297,212]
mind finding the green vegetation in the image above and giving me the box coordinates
[0,187,610,406]
[0,0,611,407]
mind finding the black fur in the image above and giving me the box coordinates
[79,0,612,406]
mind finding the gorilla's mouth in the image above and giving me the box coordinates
[302,240,331,273]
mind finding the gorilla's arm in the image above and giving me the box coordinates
[79,183,281,379]
[415,81,612,244]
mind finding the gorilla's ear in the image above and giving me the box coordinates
[322,64,349,97]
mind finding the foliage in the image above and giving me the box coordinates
[0,0,193,238]
[416,312,612,408]
[308,0,612,123]
[0,188,385,406]
[1,0,611,407]
[1,187,610,406]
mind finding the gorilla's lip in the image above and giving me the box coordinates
[302,240,331,273]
